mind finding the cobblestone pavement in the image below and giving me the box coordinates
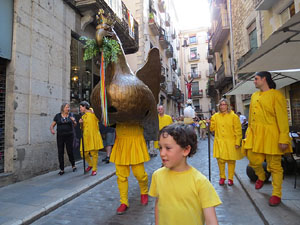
[32,138,265,225]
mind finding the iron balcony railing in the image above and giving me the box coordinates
[188,71,201,79]
[211,12,229,52]
[237,47,258,69]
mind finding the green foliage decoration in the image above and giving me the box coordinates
[79,36,121,67]
[101,37,121,67]
[79,36,99,61]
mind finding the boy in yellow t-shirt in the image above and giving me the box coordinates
[149,123,221,225]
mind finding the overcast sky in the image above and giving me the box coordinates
[173,0,211,30]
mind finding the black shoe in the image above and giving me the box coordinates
[72,167,77,172]
[102,156,110,164]
[58,171,64,175]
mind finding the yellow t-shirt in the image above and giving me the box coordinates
[149,167,222,225]
[154,114,173,149]
[199,120,207,129]
[158,114,173,130]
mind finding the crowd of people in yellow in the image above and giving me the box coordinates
[50,71,291,224]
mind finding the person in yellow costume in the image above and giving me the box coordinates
[243,71,292,206]
[153,105,173,155]
[199,116,207,140]
[149,123,221,225]
[210,98,243,186]
[109,122,150,214]
[79,101,104,176]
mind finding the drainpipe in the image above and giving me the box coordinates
[228,0,235,88]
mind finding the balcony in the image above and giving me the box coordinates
[194,106,202,113]
[188,71,201,79]
[167,81,181,99]
[192,89,203,98]
[211,12,229,52]
[148,12,160,36]
[158,0,166,13]
[208,74,215,86]
[166,45,173,58]
[177,93,184,103]
[171,58,177,71]
[160,81,167,92]
[165,13,170,27]
[177,67,181,76]
[188,54,200,62]
[159,28,169,49]
[71,0,139,54]
[171,28,176,39]
[176,40,180,50]
[254,0,280,10]
[237,47,258,69]
[207,52,213,63]
[208,63,214,75]
[214,63,232,89]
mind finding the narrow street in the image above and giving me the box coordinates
[32,138,265,225]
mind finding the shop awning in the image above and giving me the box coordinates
[238,11,300,73]
[226,71,300,95]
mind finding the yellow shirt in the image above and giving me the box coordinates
[109,123,150,165]
[210,111,243,160]
[199,120,207,129]
[149,167,221,225]
[154,114,173,149]
[244,89,292,154]
[158,114,173,130]
[80,112,103,151]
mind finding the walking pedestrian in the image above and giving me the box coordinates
[149,123,221,225]
[109,122,150,214]
[152,105,173,157]
[210,99,243,186]
[237,112,248,139]
[199,116,207,140]
[99,123,115,164]
[79,101,104,176]
[50,103,77,175]
[243,71,292,206]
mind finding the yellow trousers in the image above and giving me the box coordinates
[217,159,236,180]
[81,150,99,172]
[247,150,283,197]
[116,163,148,206]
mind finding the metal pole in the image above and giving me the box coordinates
[228,0,236,88]
[81,122,86,174]
[208,123,211,181]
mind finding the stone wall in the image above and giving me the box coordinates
[231,0,259,73]
[2,0,76,186]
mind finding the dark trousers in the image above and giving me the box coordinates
[57,134,75,171]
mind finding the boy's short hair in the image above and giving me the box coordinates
[159,123,197,157]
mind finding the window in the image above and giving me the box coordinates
[190,47,198,60]
[70,34,100,108]
[247,22,258,51]
[191,64,198,78]
[192,82,199,96]
[281,3,295,24]
[193,99,200,112]
[189,35,197,44]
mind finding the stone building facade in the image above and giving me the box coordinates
[0,0,139,186]
[179,28,212,118]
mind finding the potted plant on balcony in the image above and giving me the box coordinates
[149,12,154,23]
